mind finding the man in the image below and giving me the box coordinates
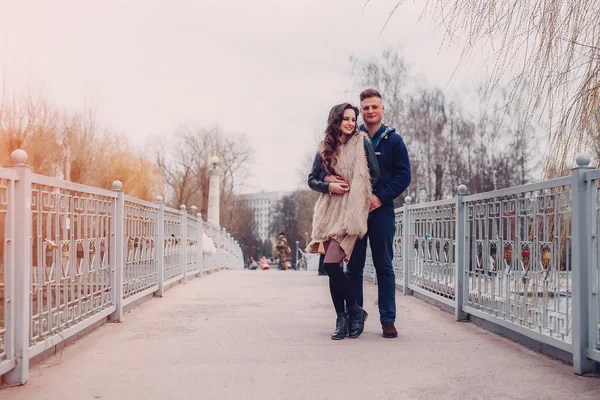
[275,232,291,270]
[325,89,411,338]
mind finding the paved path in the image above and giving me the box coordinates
[2,271,599,400]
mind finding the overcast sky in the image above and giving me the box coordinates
[1,0,496,193]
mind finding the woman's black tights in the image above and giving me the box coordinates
[323,240,356,313]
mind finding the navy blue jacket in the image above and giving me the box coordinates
[366,124,411,206]
[321,124,411,206]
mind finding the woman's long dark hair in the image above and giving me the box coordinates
[321,103,359,175]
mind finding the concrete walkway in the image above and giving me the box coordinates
[2,271,599,400]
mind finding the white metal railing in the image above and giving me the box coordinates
[585,168,600,366]
[123,195,159,303]
[365,154,599,375]
[408,198,456,305]
[29,175,116,356]
[186,213,202,276]
[0,169,18,377]
[304,251,321,272]
[463,178,572,346]
[393,208,404,287]
[0,150,244,384]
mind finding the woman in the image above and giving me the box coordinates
[307,103,380,340]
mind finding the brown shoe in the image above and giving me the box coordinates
[382,322,398,338]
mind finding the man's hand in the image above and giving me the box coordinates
[330,182,349,195]
[369,195,382,212]
[325,174,347,184]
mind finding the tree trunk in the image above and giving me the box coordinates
[434,163,443,200]
[434,164,444,200]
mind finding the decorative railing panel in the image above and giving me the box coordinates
[202,222,214,270]
[186,216,201,274]
[123,197,159,299]
[408,200,456,301]
[29,176,114,347]
[464,182,572,343]
[163,208,183,281]
[394,208,404,286]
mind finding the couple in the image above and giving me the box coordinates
[307,89,411,340]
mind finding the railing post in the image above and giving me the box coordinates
[5,150,32,384]
[190,206,199,277]
[571,154,596,374]
[180,205,188,283]
[226,235,230,269]
[206,220,213,272]
[155,196,165,297]
[109,180,124,322]
[455,185,469,321]
[403,196,412,295]
[197,213,203,277]
[222,227,227,268]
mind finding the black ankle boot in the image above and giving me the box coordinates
[347,303,368,338]
[331,312,347,340]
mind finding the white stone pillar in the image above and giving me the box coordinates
[207,156,221,227]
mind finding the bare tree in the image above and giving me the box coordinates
[297,128,326,187]
[0,88,62,174]
[0,87,162,200]
[296,189,319,248]
[350,48,537,201]
[155,124,255,240]
[445,104,475,195]
[405,87,448,201]
[350,48,410,130]
[377,0,600,175]
[227,200,260,261]
[156,131,204,209]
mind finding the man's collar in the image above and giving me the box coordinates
[360,123,388,136]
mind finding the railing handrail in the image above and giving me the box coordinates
[124,194,160,209]
[31,172,118,198]
[463,176,571,202]
[583,169,600,182]
[0,167,20,180]
[406,198,455,210]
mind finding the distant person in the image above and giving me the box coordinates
[260,256,270,270]
[275,232,291,270]
[307,102,380,340]
[249,256,258,270]
[324,89,411,339]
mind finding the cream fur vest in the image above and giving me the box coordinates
[310,132,372,241]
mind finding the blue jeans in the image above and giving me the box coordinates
[346,205,396,323]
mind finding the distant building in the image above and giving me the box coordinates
[238,191,290,243]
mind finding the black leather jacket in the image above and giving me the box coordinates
[308,137,380,194]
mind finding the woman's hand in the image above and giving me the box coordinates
[329,182,349,195]
[325,174,347,185]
